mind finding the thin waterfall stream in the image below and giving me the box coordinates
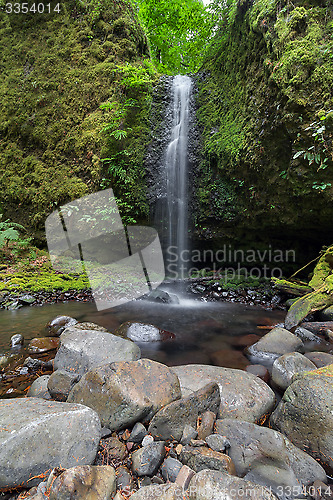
[158,75,192,280]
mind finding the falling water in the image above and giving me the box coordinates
[159,75,192,279]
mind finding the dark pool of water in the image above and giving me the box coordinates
[0,290,286,368]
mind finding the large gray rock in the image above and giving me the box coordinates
[54,327,141,375]
[48,465,116,500]
[271,352,316,391]
[47,369,80,401]
[148,382,220,441]
[216,418,326,499]
[0,398,101,489]
[68,358,181,430]
[171,364,275,423]
[188,469,278,500]
[245,327,304,367]
[270,365,333,471]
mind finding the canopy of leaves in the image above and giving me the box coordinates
[132,0,214,73]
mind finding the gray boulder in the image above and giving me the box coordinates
[245,327,304,367]
[216,418,326,499]
[148,382,220,441]
[68,358,181,430]
[0,398,101,489]
[131,441,166,476]
[179,445,236,474]
[270,365,333,471]
[54,327,141,375]
[47,369,80,401]
[171,364,275,423]
[188,469,278,500]
[271,352,316,391]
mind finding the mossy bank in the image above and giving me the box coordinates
[195,0,333,257]
[0,0,157,240]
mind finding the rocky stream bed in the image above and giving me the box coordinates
[1,294,333,500]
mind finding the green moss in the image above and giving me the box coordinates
[195,0,333,236]
[0,0,153,237]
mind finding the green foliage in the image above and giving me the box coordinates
[0,218,33,260]
[132,0,214,74]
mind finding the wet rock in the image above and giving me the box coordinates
[210,348,249,369]
[10,334,24,348]
[28,337,60,353]
[245,364,270,382]
[180,424,198,445]
[23,357,52,371]
[148,382,219,441]
[318,306,333,321]
[0,355,12,369]
[129,483,182,500]
[171,364,275,423]
[73,322,109,332]
[294,327,322,343]
[205,434,230,453]
[46,316,78,336]
[188,469,278,499]
[271,352,316,391]
[245,327,304,367]
[142,435,154,447]
[54,328,141,375]
[179,445,235,474]
[68,359,181,431]
[271,365,333,471]
[47,369,80,401]
[48,465,116,500]
[27,375,51,399]
[175,464,196,490]
[116,465,135,496]
[18,294,35,305]
[101,437,127,462]
[161,457,183,482]
[197,410,216,440]
[0,398,101,489]
[145,289,179,304]
[131,441,166,476]
[304,352,333,368]
[116,321,175,342]
[129,422,148,443]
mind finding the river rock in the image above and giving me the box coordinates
[180,424,198,445]
[210,348,249,369]
[148,382,219,441]
[304,351,333,367]
[188,469,278,500]
[179,445,235,474]
[0,398,101,489]
[171,364,275,423]
[205,434,230,453]
[54,328,141,375]
[245,327,304,366]
[116,465,136,495]
[131,441,166,476]
[46,316,78,336]
[26,375,51,399]
[245,364,270,382]
[116,321,175,342]
[270,365,333,471]
[129,422,148,443]
[216,418,326,499]
[129,484,183,500]
[318,306,333,321]
[48,465,116,500]
[73,322,109,332]
[10,333,24,348]
[47,369,80,401]
[67,358,181,430]
[28,337,60,353]
[197,410,216,439]
[161,457,183,482]
[294,326,322,343]
[271,352,316,391]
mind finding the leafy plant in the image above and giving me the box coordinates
[0,218,26,249]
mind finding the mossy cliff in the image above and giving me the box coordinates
[0,0,156,239]
[195,0,333,253]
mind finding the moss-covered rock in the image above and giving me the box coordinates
[0,0,155,238]
[195,0,333,245]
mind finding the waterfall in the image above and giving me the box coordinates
[158,75,192,280]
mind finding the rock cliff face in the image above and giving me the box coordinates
[194,0,333,258]
[0,0,153,237]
